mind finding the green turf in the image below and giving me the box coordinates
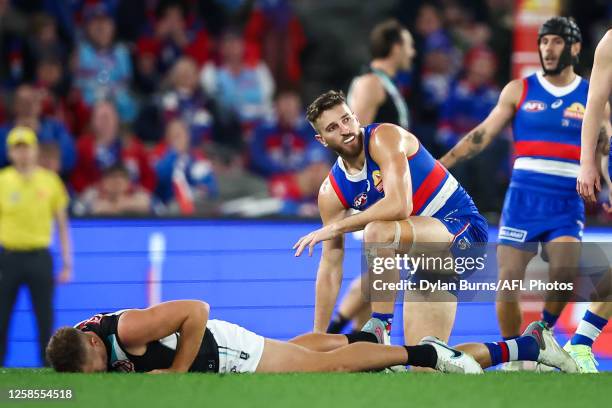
[1,369,611,408]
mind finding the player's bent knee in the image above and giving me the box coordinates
[363,221,395,244]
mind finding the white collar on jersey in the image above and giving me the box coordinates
[535,71,582,97]
[337,156,368,182]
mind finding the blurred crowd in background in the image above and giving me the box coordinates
[0,0,610,220]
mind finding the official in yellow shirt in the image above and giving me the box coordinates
[0,126,73,367]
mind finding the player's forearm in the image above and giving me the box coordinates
[334,196,410,234]
[57,214,73,269]
[580,102,608,165]
[440,126,490,168]
[171,302,209,372]
[313,260,343,332]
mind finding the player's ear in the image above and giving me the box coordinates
[314,134,328,147]
[572,42,581,56]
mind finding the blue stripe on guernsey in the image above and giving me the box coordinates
[327,123,476,220]
[511,72,588,194]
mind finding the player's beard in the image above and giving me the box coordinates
[330,130,363,159]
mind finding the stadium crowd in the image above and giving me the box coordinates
[0,0,609,220]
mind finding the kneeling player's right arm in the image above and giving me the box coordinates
[439,79,522,168]
[313,178,348,332]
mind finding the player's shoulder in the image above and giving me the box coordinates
[351,73,385,97]
[318,168,347,212]
[0,166,13,180]
[498,78,527,106]
[36,167,65,186]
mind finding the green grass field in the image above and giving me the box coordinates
[2,369,612,408]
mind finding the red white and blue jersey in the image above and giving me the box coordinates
[327,123,477,220]
[511,72,588,195]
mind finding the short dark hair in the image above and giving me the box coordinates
[306,90,346,126]
[46,327,87,372]
[370,19,406,59]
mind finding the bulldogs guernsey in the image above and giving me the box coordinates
[499,72,587,245]
[76,311,219,373]
[327,123,487,244]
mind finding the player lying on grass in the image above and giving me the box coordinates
[45,300,577,374]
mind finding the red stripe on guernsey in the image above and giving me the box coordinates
[499,342,510,363]
[411,161,447,215]
[328,172,350,209]
[516,78,528,110]
[514,141,581,161]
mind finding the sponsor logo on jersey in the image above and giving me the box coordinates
[372,170,384,193]
[551,99,563,109]
[563,102,585,120]
[523,100,547,112]
[498,226,528,243]
[353,192,368,209]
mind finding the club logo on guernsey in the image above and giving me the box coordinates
[523,101,547,112]
[563,102,585,120]
[372,170,384,193]
[353,192,368,209]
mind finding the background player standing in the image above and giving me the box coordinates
[0,126,72,367]
[440,17,612,370]
[567,28,612,373]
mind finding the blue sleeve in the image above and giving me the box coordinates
[249,126,286,176]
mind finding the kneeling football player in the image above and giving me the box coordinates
[46,300,577,374]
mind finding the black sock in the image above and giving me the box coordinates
[327,313,350,334]
[345,331,379,344]
[403,345,438,368]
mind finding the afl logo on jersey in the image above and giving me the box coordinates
[372,170,384,193]
[353,192,368,209]
[563,102,585,120]
[523,100,547,112]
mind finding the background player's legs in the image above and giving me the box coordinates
[0,253,23,366]
[496,245,534,338]
[541,236,581,328]
[256,338,409,373]
[24,251,55,367]
[327,275,370,334]
[568,302,612,348]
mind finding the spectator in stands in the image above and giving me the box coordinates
[75,163,151,216]
[152,119,218,215]
[201,28,274,136]
[71,100,155,193]
[158,57,217,146]
[35,53,90,136]
[0,84,76,176]
[243,0,306,88]
[74,3,137,122]
[25,13,69,73]
[0,0,28,86]
[136,1,210,76]
[38,142,62,174]
[437,47,508,212]
[249,89,329,211]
